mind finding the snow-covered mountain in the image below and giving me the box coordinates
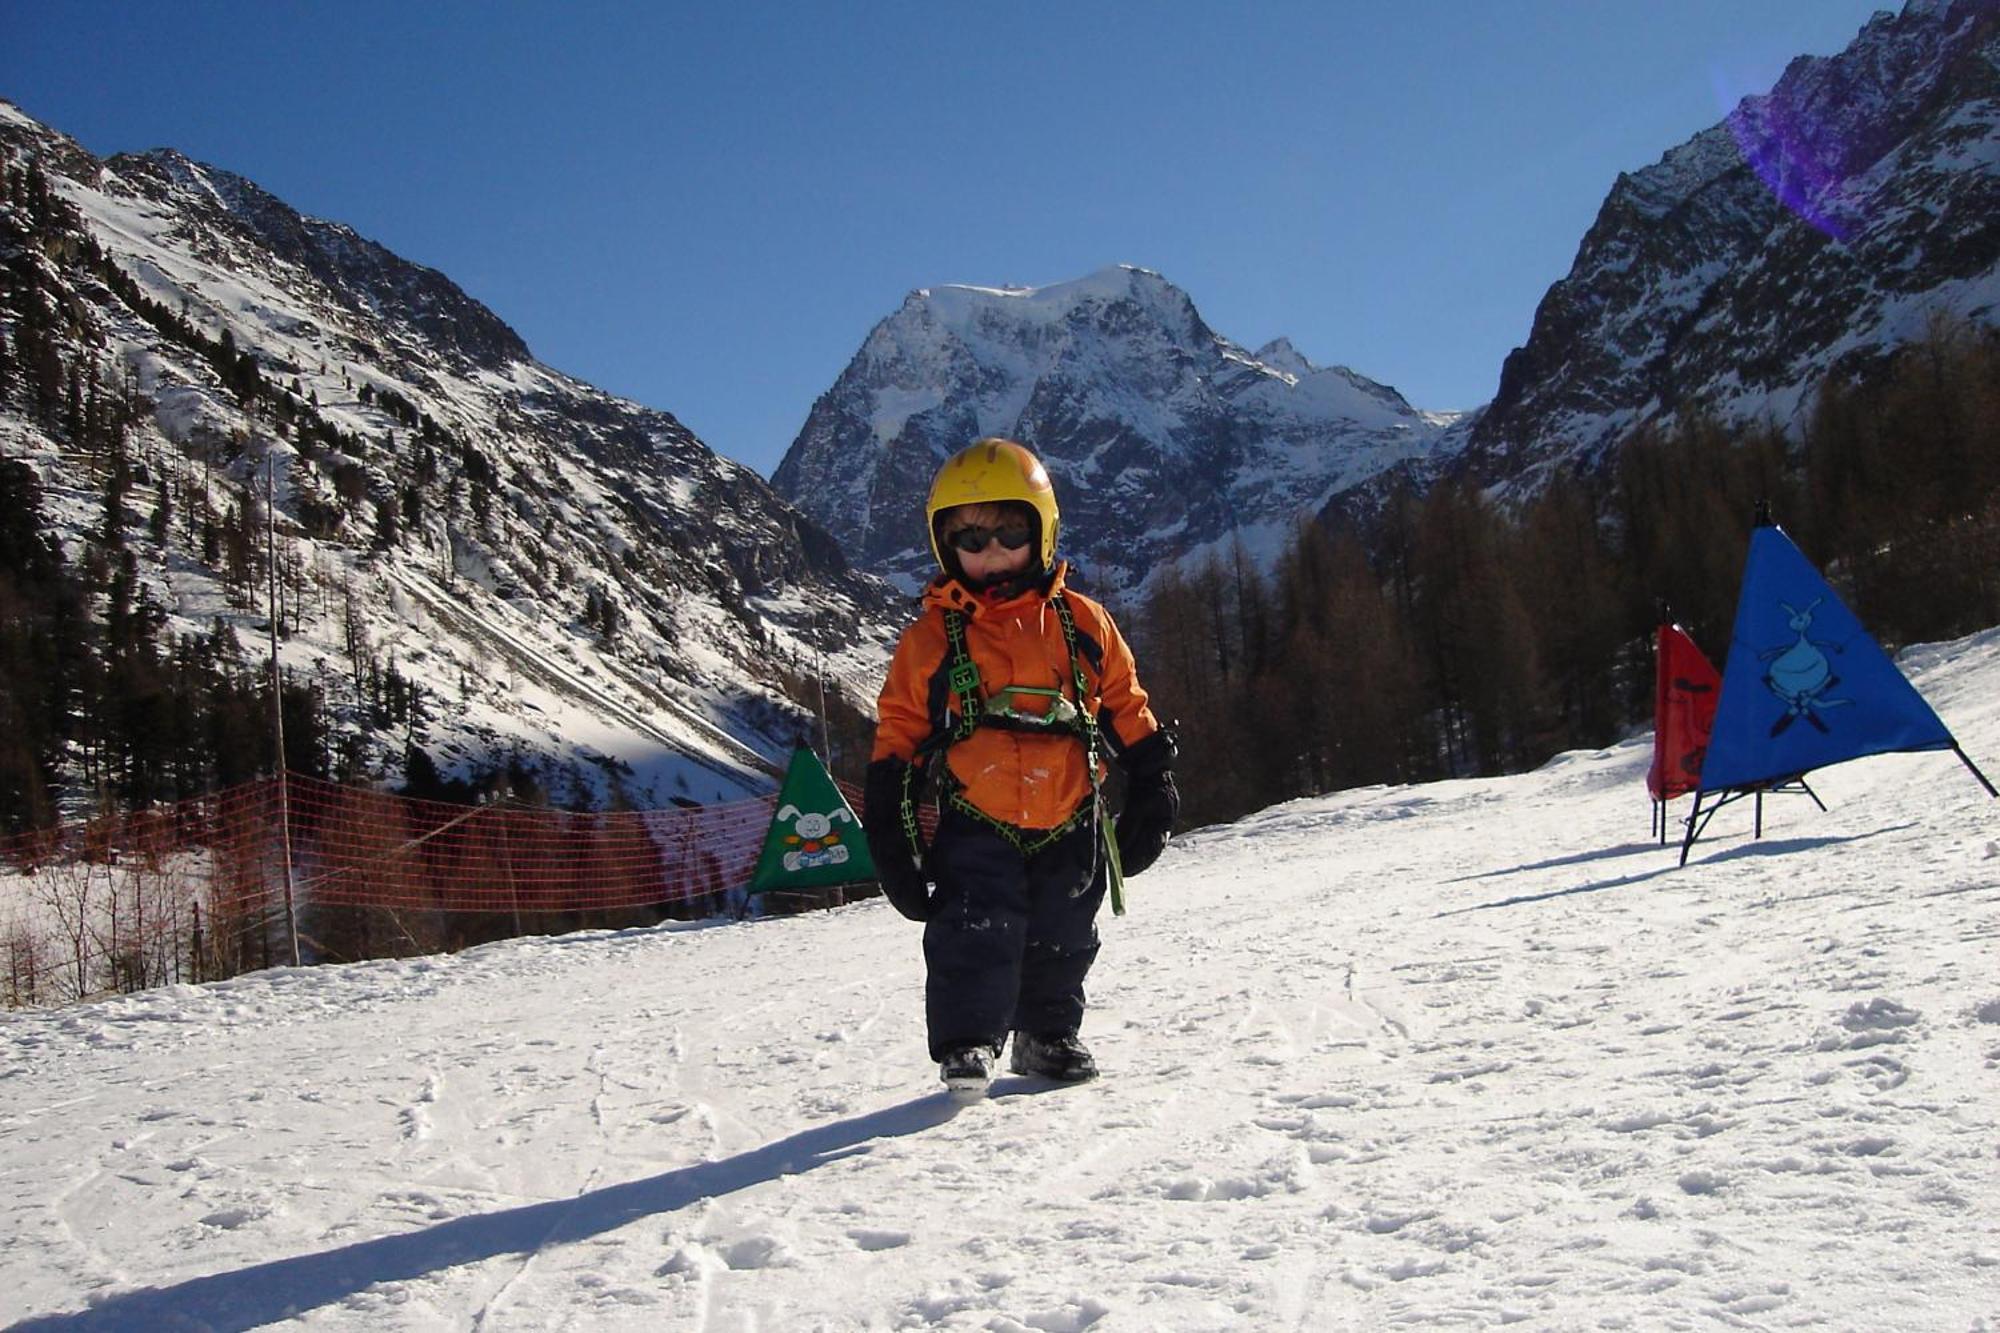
[780,1,2000,566]
[772,265,1462,601]
[0,101,903,806]
[1461,0,2000,491]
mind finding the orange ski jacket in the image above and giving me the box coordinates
[873,564,1162,832]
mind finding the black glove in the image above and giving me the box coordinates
[1114,729,1179,877]
[864,758,933,921]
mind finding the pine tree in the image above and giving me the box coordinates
[1514,473,1628,750]
[0,461,74,832]
[372,499,400,551]
[1409,479,1544,775]
[149,479,172,547]
[64,360,85,446]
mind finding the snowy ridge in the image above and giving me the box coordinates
[779,0,2000,571]
[5,628,1997,1328]
[1,102,902,804]
[775,265,1460,600]
[1464,0,2000,493]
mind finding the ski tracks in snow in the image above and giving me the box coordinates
[350,781,2000,1327]
[832,745,2000,1330]
[5,690,2000,1328]
[1194,757,2000,1329]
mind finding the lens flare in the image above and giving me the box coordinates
[1714,60,1860,242]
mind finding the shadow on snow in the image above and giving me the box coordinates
[12,1094,965,1332]
[1441,841,1664,883]
[1439,828,1908,916]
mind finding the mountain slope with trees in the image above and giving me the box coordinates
[1458,0,2000,490]
[0,101,900,832]
[1139,317,2000,830]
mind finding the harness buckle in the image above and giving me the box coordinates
[985,685,1087,732]
[947,658,981,697]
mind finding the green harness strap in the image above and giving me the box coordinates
[898,592,1126,913]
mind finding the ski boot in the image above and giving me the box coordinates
[939,1044,999,1099]
[1008,1031,1098,1083]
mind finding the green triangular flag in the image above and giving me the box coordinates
[747,748,877,894]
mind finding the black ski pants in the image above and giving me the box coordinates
[922,807,1107,1063]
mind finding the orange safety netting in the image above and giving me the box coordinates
[283,772,785,913]
[1,770,913,1007]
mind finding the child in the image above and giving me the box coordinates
[863,438,1178,1097]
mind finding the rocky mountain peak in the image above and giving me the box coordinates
[1461,0,2000,492]
[774,266,1457,601]
[1251,338,1314,379]
[100,145,534,373]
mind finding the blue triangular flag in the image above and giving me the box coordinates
[1700,526,1956,793]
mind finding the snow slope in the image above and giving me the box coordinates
[4,631,1998,1330]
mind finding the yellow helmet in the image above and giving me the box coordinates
[924,438,1061,575]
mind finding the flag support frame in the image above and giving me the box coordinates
[1676,776,1825,866]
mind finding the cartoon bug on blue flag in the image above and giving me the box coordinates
[1680,518,1994,863]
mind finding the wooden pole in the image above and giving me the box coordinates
[267,455,302,967]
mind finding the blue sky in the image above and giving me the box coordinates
[5,1,1893,477]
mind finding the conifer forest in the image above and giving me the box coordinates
[1130,317,2000,830]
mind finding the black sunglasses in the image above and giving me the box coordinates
[947,524,1033,555]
